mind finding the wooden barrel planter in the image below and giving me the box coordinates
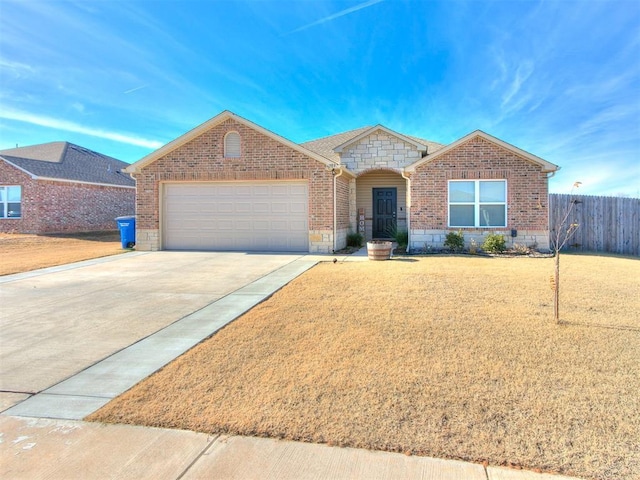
[367,241,393,261]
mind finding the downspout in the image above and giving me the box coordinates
[333,166,343,253]
[401,169,411,253]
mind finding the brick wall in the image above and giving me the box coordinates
[1,160,134,234]
[335,174,351,250]
[134,118,336,251]
[410,136,550,251]
[336,174,351,230]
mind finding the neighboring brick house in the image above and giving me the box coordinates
[0,142,135,234]
[125,110,558,253]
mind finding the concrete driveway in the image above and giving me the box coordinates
[0,251,307,408]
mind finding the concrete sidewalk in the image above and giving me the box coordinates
[0,251,582,480]
[1,416,581,480]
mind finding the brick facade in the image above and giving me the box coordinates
[335,174,351,249]
[0,160,134,234]
[133,118,338,252]
[129,113,555,254]
[409,136,550,251]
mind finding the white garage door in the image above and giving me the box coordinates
[163,182,309,252]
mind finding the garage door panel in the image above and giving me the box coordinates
[252,220,270,230]
[290,203,306,214]
[271,185,290,195]
[251,203,269,214]
[234,202,251,213]
[270,202,289,213]
[163,182,308,252]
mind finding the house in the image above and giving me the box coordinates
[0,142,135,234]
[124,110,558,253]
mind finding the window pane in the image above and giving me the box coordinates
[480,181,505,202]
[480,205,506,227]
[450,205,474,226]
[449,182,475,202]
[0,187,5,202]
[7,203,21,218]
[7,186,21,202]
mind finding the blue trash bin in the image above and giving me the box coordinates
[115,216,136,249]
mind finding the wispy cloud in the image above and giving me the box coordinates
[71,102,85,113]
[501,61,535,109]
[0,108,163,149]
[123,85,148,94]
[285,0,384,35]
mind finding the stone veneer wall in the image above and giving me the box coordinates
[340,131,423,174]
[133,118,336,252]
[410,136,550,252]
[409,229,550,253]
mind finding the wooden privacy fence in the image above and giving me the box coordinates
[549,194,640,256]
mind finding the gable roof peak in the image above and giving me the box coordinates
[332,124,430,153]
[0,141,69,163]
[125,110,341,174]
[405,129,559,173]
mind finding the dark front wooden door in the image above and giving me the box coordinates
[372,188,397,238]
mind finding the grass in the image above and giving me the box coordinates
[87,254,640,480]
[0,231,125,276]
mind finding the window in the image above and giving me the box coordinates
[0,185,22,219]
[224,131,241,158]
[449,180,506,227]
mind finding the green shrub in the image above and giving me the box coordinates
[346,231,363,248]
[386,226,408,248]
[444,230,464,252]
[482,233,506,253]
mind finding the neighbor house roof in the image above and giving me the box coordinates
[405,130,560,173]
[301,126,445,163]
[0,142,135,187]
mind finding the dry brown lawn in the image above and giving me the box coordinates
[88,254,640,480]
[0,231,125,276]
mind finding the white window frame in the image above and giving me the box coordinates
[224,131,241,158]
[448,180,507,228]
[0,185,22,219]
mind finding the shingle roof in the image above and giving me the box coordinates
[0,142,135,187]
[301,126,446,162]
[300,127,373,162]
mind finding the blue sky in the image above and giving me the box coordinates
[1,0,639,197]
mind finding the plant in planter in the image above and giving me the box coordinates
[367,240,393,260]
[385,226,408,249]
